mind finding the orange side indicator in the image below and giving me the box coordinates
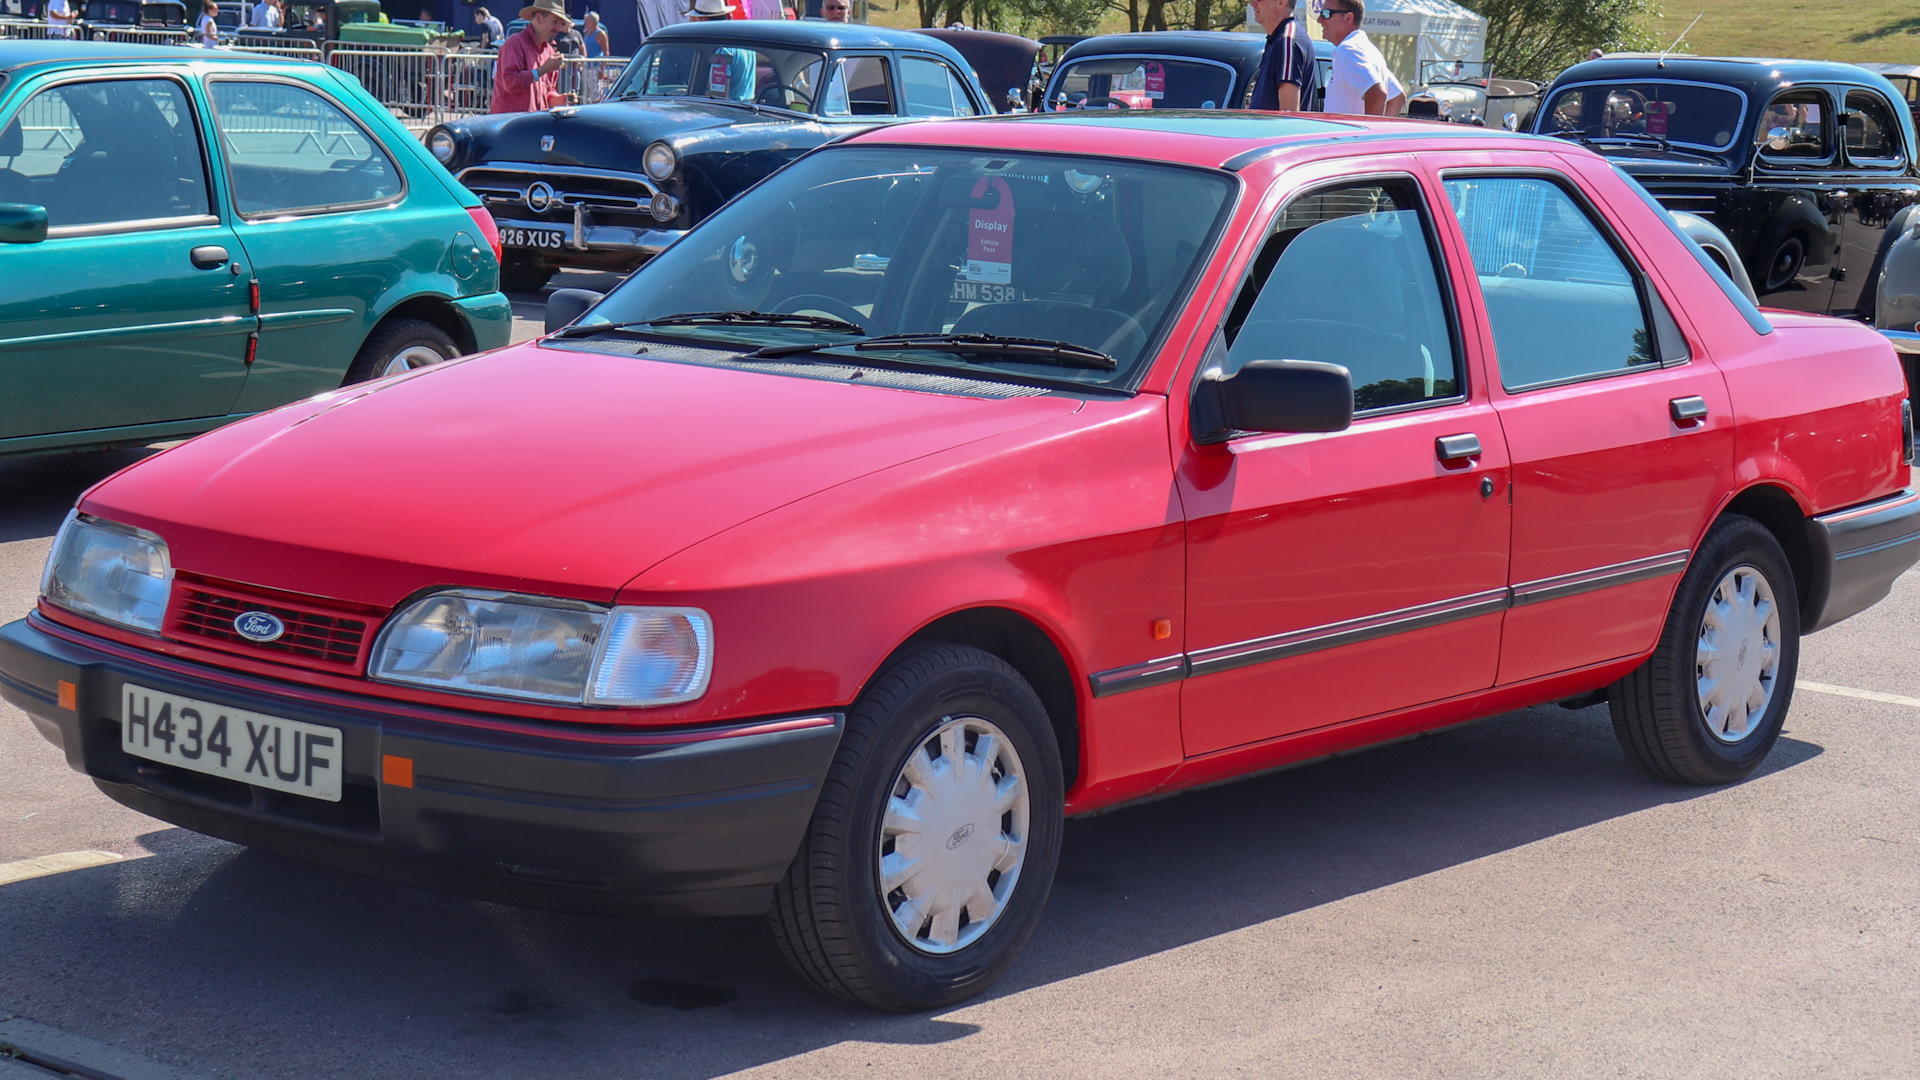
[57,680,76,711]
[1152,619,1172,640]
[382,754,414,788]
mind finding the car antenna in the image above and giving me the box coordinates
[1657,12,1704,69]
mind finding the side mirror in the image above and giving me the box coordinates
[1765,125,1791,152]
[544,288,604,333]
[1195,359,1353,440]
[0,203,48,244]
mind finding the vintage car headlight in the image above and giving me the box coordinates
[368,589,712,707]
[642,140,677,182]
[40,512,173,634]
[648,192,679,222]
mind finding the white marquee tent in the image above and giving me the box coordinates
[1253,0,1488,91]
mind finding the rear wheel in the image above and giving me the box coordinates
[1609,515,1800,784]
[769,643,1063,1011]
[343,318,459,384]
[499,253,554,294]
[1760,233,1807,293]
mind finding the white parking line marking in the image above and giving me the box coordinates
[0,850,124,887]
[1798,680,1920,710]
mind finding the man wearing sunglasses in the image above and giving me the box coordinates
[1249,0,1318,111]
[1318,0,1405,116]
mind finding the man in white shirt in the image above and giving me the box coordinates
[250,0,282,28]
[1316,0,1404,115]
[46,0,76,38]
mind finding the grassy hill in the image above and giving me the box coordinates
[1648,0,1919,64]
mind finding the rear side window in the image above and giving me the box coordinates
[1756,91,1832,162]
[901,57,975,117]
[0,78,210,229]
[207,79,401,217]
[1844,89,1902,164]
[1444,175,1655,390]
[821,56,895,117]
[1223,180,1461,412]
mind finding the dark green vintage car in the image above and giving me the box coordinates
[0,41,511,457]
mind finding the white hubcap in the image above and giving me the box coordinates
[378,345,445,378]
[1696,564,1781,743]
[877,716,1029,955]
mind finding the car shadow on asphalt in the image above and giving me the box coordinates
[0,449,161,545]
[0,703,1822,1080]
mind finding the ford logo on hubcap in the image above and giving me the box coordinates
[525,181,555,213]
[233,611,285,643]
[946,824,974,850]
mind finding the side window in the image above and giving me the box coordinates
[1756,90,1832,161]
[1844,90,1902,164]
[1444,175,1655,390]
[0,78,209,229]
[821,56,895,117]
[207,80,401,217]
[1223,181,1461,412]
[901,57,973,117]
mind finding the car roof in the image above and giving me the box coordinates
[848,110,1562,170]
[646,18,968,52]
[0,38,309,73]
[1550,55,1902,93]
[1060,30,1266,67]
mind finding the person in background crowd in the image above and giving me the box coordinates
[1249,0,1317,111]
[1587,48,1604,61]
[249,0,281,27]
[45,0,75,38]
[582,10,609,55]
[554,16,586,55]
[475,6,506,47]
[310,5,326,32]
[492,0,576,112]
[1318,0,1400,115]
[685,0,756,95]
[196,0,221,46]
[819,0,847,20]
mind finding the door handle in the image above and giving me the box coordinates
[1436,433,1481,461]
[1670,395,1709,423]
[189,245,229,270]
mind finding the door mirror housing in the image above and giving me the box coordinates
[0,203,48,244]
[544,288,605,333]
[1193,358,1354,442]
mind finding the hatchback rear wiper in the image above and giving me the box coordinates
[852,333,1116,371]
[646,310,866,334]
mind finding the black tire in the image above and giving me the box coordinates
[342,318,460,385]
[769,643,1063,1011]
[499,254,555,294]
[1609,515,1800,785]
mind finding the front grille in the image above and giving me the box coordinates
[458,166,657,217]
[169,579,375,670]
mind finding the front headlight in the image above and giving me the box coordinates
[642,140,677,182]
[368,589,712,707]
[426,127,457,164]
[40,512,173,634]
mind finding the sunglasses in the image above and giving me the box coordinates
[1314,5,1352,15]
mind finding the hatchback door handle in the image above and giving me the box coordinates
[1436,433,1482,461]
[1670,395,1709,423]
[189,245,229,270]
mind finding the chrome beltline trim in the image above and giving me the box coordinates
[1086,549,1696,697]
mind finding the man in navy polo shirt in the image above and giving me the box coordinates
[1249,0,1318,111]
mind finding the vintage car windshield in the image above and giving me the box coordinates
[1049,57,1238,111]
[1543,80,1747,150]
[613,42,828,112]
[1420,60,1494,84]
[581,146,1236,389]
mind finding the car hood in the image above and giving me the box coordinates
[1586,146,1735,175]
[81,344,1083,609]
[457,99,819,167]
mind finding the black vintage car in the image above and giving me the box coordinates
[426,20,992,292]
[1041,30,1331,114]
[1533,56,1920,328]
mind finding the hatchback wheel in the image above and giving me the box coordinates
[344,319,460,384]
[1610,515,1799,784]
[770,643,1063,1011]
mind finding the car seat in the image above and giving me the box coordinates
[949,209,1147,359]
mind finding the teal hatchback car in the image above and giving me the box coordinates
[0,42,511,457]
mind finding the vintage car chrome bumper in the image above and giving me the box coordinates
[1880,328,1920,355]
[495,215,688,259]
[1804,488,1920,633]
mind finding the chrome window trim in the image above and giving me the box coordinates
[45,213,221,239]
[203,73,408,221]
[1090,550,1693,696]
[1540,77,1749,153]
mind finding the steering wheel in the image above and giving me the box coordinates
[755,82,806,109]
[772,293,867,326]
[1081,96,1134,110]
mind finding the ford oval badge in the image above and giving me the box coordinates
[234,610,285,643]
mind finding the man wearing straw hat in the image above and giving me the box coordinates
[491,0,579,112]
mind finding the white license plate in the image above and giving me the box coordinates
[501,224,568,250]
[121,683,343,802]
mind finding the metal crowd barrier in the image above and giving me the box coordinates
[0,17,56,38]
[558,56,628,105]
[91,25,191,44]
[442,50,498,116]
[327,46,444,127]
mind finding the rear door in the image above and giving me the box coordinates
[0,72,253,442]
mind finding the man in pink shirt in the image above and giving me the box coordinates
[491,0,576,113]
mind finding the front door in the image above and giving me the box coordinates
[1827,85,1920,318]
[0,74,252,442]
[1735,86,1846,312]
[1177,171,1511,757]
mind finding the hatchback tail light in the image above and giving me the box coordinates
[467,206,502,264]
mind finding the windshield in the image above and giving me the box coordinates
[1420,60,1493,84]
[1047,57,1238,111]
[612,42,827,112]
[1541,80,1747,150]
[577,147,1236,389]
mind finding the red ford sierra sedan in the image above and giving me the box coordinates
[5,113,1919,1012]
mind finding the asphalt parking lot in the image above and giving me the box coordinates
[1,312,1915,1077]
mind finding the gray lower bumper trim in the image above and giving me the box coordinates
[1805,488,1920,633]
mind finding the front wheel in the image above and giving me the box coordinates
[1609,515,1800,784]
[769,643,1063,1011]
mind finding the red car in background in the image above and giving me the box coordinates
[5,113,1919,1011]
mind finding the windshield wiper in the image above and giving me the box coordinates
[852,333,1116,371]
[646,310,865,334]
[550,319,656,339]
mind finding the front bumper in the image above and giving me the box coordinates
[497,214,686,270]
[0,615,840,916]
[1804,488,1920,633]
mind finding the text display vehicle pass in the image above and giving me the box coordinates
[965,177,1015,284]
[122,683,343,802]
[1144,61,1165,100]
[709,57,730,96]
[1645,99,1670,137]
